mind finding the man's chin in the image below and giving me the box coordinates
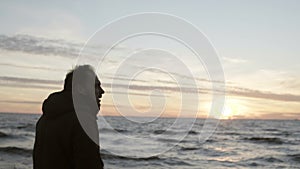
[96,97,101,108]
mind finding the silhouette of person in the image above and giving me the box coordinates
[33,65,105,169]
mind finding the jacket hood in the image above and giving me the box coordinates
[42,90,75,119]
[42,90,100,119]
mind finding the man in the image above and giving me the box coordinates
[33,65,105,169]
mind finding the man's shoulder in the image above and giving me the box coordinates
[47,90,63,97]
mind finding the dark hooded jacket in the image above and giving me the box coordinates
[33,90,104,169]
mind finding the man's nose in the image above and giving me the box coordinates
[100,87,105,94]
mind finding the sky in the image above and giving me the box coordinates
[0,0,299,119]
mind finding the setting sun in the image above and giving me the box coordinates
[220,99,247,119]
[222,106,234,119]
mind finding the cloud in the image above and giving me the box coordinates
[0,34,81,58]
[0,100,41,105]
[103,91,164,97]
[0,83,61,90]
[1,75,299,103]
[0,62,68,72]
[103,83,206,94]
[0,34,129,64]
[106,76,300,102]
[102,75,147,83]
[104,67,226,86]
[222,56,248,64]
[228,86,300,102]
[0,76,61,85]
[0,76,62,90]
[279,77,300,90]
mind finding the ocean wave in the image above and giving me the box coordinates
[271,131,290,136]
[205,139,217,143]
[157,137,179,143]
[239,156,284,167]
[153,130,175,135]
[16,123,35,132]
[0,146,162,161]
[164,157,194,166]
[100,128,200,136]
[0,131,8,137]
[0,130,33,139]
[257,156,284,163]
[100,128,128,133]
[287,153,300,163]
[100,150,160,161]
[243,137,283,144]
[0,146,32,156]
[263,128,291,136]
[153,130,198,135]
[188,130,198,135]
[223,132,241,135]
[180,146,199,151]
[264,128,280,132]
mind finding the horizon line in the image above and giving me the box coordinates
[0,112,299,121]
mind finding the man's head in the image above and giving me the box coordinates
[64,65,105,107]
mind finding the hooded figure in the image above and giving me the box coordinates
[33,65,105,169]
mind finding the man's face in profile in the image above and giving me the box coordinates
[95,78,105,108]
[75,70,104,108]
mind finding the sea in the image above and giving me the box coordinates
[0,112,299,169]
